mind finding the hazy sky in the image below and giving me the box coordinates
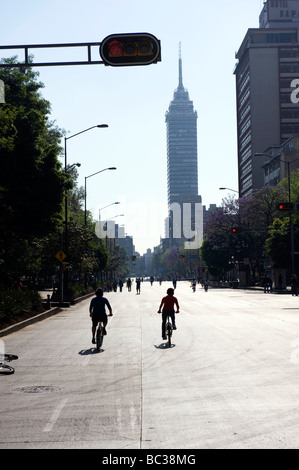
[1,1,262,253]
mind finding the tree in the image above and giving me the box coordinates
[264,218,291,269]
[0,58,68,281]
[200,200,239,279]
[200,186,289,282]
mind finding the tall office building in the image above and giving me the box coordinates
[165,47,202,247]
[234,0,299,197]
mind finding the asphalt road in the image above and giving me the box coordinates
[1,280,299,449]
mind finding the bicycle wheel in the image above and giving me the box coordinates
[0,363,14,374]
[0,354,18,362]
[166,322,172,347]
[96,327,103,350]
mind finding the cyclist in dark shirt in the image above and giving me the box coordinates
[89,288,112,344]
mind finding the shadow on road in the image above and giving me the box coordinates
[154,343,175,349]
[78,348,104,355]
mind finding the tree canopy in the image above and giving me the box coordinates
[0,59,69,280]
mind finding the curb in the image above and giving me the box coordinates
[0,306,63,338]
[0,292,94,338]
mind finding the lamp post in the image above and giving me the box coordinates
[99,202,120,220]
[63,124,108,299]
[255,152,299,276]
[84,167,117,225]
[219,187,239,194]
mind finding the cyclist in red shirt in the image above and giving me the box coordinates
[158,288,180,340]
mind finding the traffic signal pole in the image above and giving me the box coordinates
[0,42,104,67]
[0,34,161,68]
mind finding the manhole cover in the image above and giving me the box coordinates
[13,386,61,394]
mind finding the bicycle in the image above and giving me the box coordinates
[96,322,105,351]
[0,354,18,375]
[165,314,173,347]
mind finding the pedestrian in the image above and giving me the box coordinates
[119,279,123,292]
[157,287,179,340]
[136,278,141,294]
[127,278,132,292]
[278,273,283,290]
[89,288,113,344]
[291,275,298,296]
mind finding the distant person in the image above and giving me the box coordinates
[127,278,132,292]
[89,288,112,344]
[136,278,141,294]
[291,275,298,296]
[157,287,180,340]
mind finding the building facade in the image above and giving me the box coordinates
[234,0,299,197]
[261,134,299,186]
[165,48,202,248]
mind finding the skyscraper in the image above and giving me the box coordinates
[234,0,299,197]
[165,46,202,248]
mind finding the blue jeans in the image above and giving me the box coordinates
[162,311,175,337]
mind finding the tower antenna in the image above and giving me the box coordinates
[178,42,183,89]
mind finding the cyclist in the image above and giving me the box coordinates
[89,288,113,344]
[157,287,179,340]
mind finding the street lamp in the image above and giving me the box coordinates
[99,202,120,220]
[255,152,299,275]
[219,187,239,194]
[84,167,117,225]
[67,162,81,172]
[106,214,124,221]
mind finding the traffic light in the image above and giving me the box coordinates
[100,33,161,66]
[277,202,294,211]
[179,255,185,258]
[232,227,242,233]
[131,255,136,261]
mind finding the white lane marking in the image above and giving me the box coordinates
[43,397,69,432]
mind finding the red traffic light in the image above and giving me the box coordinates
[179,255,185,258]
[131,255,136,261]
[100,33,161,66]
[232,227,242,233]
[277,202,294,211]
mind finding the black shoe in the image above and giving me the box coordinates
[162,336,166,340]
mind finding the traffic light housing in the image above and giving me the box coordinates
[277,202,294,211]
[179,255,185,258]
[100,33,161,66]
[131,255,136,261]
[232,227,242,233]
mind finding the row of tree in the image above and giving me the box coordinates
[149,177,299,284]
[200,181,299,283]
[0,59,129,292]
